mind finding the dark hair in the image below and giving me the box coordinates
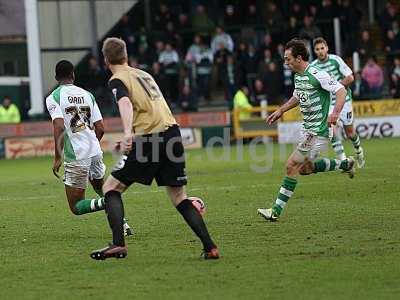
[285,38,310,61]
[55,60,74,81]
[313,37,328,48]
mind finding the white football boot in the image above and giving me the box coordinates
[123,218,134,236]
[257,208,279,221]
[355,147,365,168]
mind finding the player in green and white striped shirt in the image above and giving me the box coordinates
[311,37,365,168]
[257,39,355,221]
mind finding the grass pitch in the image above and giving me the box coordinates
[1,138,399,299]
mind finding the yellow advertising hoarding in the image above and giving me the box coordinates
[283,99,400,121]
[233,100,400,139]
[233,106,279,139]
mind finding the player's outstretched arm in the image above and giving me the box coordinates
[328,87,347,126]
[266,96,299,125]
[314,68,347,126]
[91,99,104,141]
[109,78,134,153]
[334,55,354,88]
[52,118,64,178]
[118,96,134,153]
[340,75,354,88]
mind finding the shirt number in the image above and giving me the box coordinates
[137,76,162,101]
[65,106,92,133]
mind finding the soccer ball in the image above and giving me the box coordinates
[188,196,206,216]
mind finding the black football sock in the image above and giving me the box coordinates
[176,199,216,252]
[104,191,125,247]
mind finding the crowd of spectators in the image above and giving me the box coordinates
[75,1,400,116]
[380,2,400,99]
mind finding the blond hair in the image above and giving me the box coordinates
[102,37,128,65]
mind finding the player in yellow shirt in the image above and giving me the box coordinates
[90,38,219,260]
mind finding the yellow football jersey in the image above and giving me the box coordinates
[110,65,177,135]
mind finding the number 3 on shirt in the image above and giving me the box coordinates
[137,76,162,101]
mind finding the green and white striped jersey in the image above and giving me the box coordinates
[311,54,353,104]
[293,65,344,137]
[46,84,103,162]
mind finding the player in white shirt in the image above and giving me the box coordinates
[46,60,132,235]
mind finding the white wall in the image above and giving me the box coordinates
[41,51,85,95]
[38,0,137,92]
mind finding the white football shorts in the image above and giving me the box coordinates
[329,101,354,126]
[63,154,106,189]
[295,128,329,162]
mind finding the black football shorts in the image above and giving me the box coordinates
[111,125,187,187]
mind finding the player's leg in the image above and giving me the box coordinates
[103,175,128,246]
[329,105,347,160]
[159,125,219,259]
[88,155,134,236]
[258,128,318,221]
[103,175,127,246]
[312,156,355,176]
[258,132,330,220]
[64,159,104,215]
[344,124,365,168]
[89,177,104,197]
[167,185,219,259]
[88,154,106,198]
[258,133,356,222]
[341,102,365,168]
[65,185,86,215]
[331,133,347,161]
[65,177,104,214]
[90,175,129,260]
[258,151,302,221]
[91,139,156,260]
[301,136,355,178]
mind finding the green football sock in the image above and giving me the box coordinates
[314,158,340,172]
[272,176,297,216]
[74,197,130,229]
[74,197,105,215]
[314,158,351,173]
[349,134,361,151]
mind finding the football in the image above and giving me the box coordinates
[188,196,206,216]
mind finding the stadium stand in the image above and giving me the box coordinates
[1,0,400,120]
[72,0,400,119]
